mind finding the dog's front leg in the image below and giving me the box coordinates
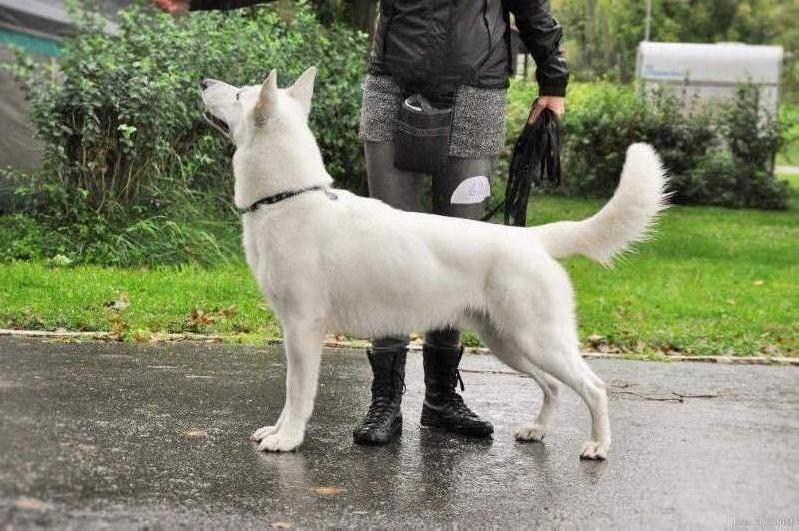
[256,319,324,452]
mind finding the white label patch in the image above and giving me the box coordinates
[450,176,491,204]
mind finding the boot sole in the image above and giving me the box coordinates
[420,411,493,437]
[353,416,403,445]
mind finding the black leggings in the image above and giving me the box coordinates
[365,140,493,353]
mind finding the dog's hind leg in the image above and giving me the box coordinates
[515,367,560,442]
[474,320,560,442]
[484,263,611,459]
[519,334,611,460]
[256,318,325,452]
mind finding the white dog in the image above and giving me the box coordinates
[201,67,668,460]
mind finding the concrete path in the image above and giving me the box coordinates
[1,337,797,528]
[777,165,799,176]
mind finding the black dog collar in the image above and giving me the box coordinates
[239,185,331,214]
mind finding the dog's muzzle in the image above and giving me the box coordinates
[203,111,230,136]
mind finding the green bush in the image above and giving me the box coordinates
[778,103,799,165]
[4,1,367,265]
[507,80,788,209]
[561,84,719,200]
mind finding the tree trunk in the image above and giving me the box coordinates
[348,0,378,39]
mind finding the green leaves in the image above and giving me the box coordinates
[4,1,368,266]
[515,80,789,209]
[14,1,368,213]
[557,0,799,96]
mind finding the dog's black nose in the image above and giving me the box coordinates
[200,79,214,90]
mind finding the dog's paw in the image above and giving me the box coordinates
[579,440,609,460]
[251,425,279,442]
[515,424,547,442]
[258,429,304,452]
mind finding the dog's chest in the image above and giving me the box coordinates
[241,218,276,291]
[241,213,319,300]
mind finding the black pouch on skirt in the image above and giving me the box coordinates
[393,94,453,174]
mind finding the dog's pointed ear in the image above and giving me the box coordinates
[254,69,278,125]
[288,66,317,113]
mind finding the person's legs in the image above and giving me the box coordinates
[421,157,494,437]
[432,156,492,220]
[425,326,461,350]
[365,141,425,213]
[353,141,424,445]
[365,141,424,356]
[428,156,493,346]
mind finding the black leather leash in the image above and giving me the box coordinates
[483,106,563,226]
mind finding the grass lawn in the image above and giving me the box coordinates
[528,175,798,357]
[1,175,797,357]
[0,261,279,342]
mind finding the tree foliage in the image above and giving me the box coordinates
[506,79,789,209]
[3,2,368,265]
[555,0,799,98]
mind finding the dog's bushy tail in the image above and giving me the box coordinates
[531,143,670,267]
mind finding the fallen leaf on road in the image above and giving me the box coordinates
[15,497,47,511]
[183,429,207,438]
[313,486,344,495]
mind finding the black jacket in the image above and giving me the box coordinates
[189,0,568,97]
[370,0,567,97]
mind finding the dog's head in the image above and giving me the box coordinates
[200,67,317,147]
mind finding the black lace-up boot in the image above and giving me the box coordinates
[353,348,406,445]
[420,344,493,437]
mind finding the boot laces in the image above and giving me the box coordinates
[455,368,465,392]
[362,398,393,427]
[442,369,479,419]
[449,392,478,419]
[362,376,404,427]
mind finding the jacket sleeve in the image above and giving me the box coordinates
[189,0,269,11]
[506,0,569,96]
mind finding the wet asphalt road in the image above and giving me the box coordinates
[1,336,797,529]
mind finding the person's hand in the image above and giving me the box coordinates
[527,95,565,125]
[153,0,189,13]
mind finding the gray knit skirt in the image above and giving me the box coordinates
[358,74,507,159]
